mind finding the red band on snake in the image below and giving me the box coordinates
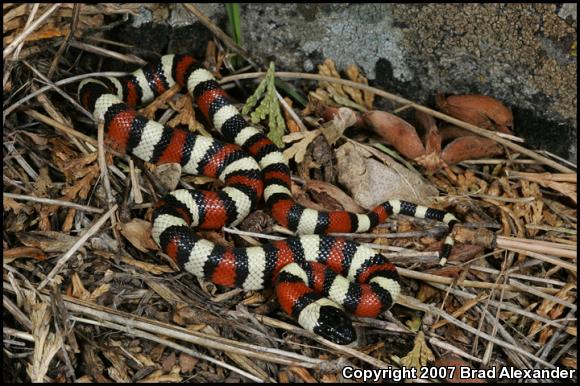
[78,54,458,344]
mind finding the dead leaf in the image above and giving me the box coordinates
[319,107,358,145]
[282,130,321,164]
[118,218,159,252]
[3,246,45,263]
[305,179,365,213]
[364,110,426,160]
[167,94,207,134]
[178,353,198,373]
[3,196,26,214]
[335,142,438,209]
[400,331,435,370]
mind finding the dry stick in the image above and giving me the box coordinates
[67,40,146,65]
[3,192,104,214]
[3,3,62,58]
[47,3,79,79]
[23,59,94,121]
[477,303,532,369]
[23,110,126,158]
[37,204,118,291]
[428,283,573,332]
[500,235,577,250]
[4,280,327,367]
[12,3,39,60]
[18,285,327,368]
[219,72,574,174]
[183,4,259,69]
[276,90,307,132]
[501,247,576,273]
[3,295,33,331]
[97,122,117,227]
[508,279,576,312]
[71,317,267,383]
[3,327,35,343]
[253,314,393,370]
[4,71,127,118]
[496,236,577,260]
[399,295,556,369]
[428,336,484,363]
[397,267,563,295]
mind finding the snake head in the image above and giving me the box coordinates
[313,305,356,345]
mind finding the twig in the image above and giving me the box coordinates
[3,193,104,213]
[508,279,576,312]
[219,72,574,173]
[276,90,307,132]
[67,40,146,65]
[3,3,62,58]
[182,4,259,69]
[496,236,576,260]
[23,110,126,158]
[399,295,556,368]
[37,204,118,290]
[4,71,128,118]
[97,121,117,227]
[72,316,267,382]
[397,267,564,295]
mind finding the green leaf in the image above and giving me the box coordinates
[242,62,286,148]
[275,79,308,107]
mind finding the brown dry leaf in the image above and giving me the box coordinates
[560,357,576,369]
[162,352,177,373]
[3,246,46,263]
[167,94,207,134]
[305,180,365,213]
[102,350,131,383]
[90,283,112,302]
[314,59,367,112]
[400,331,435,370]
[283,130,321,164]
[118,218,159,252]
[436,94,513,133]
[69,273,91,300]
[520,181,544,237]
[27,302,64,382]
[345,64,374,110]
[281,97,301,133]
[173,303,206,327]
[140,367,182,383]
[335,142,438,210]
[17,230,78,253]
[529,282,576,343]
[178,353,199,373]
[319,107,358,145]
[289,366,318,383]
[3,196,26,214]
[145,278,183,305]
[441,136,503,165]
[364,110,426,160]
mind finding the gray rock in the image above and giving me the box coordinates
[116,4,577,162]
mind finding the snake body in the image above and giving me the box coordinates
[78,54,458,344]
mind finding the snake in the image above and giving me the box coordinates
[78,54,459,345]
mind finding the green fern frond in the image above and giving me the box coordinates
[242,62,286,147]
